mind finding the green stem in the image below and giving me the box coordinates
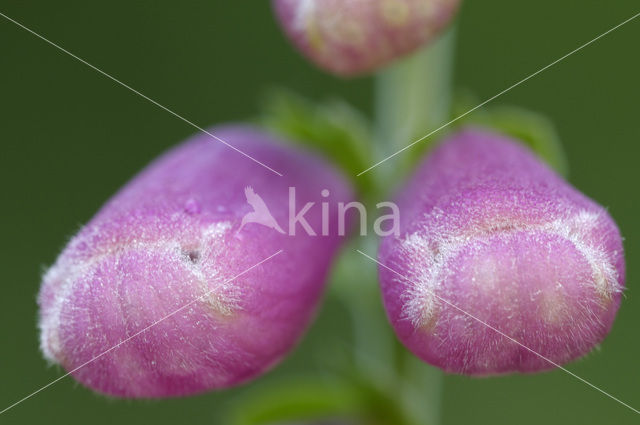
[331,236,397,391]
[373,26,457,192]
[369,26,457,425]
[330,26,456,425]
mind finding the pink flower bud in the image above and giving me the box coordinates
[379,128,625,375]
[273,0,461,76]
[38,126,352,397]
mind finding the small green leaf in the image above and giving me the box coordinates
[259,89,377,196]
[227,377,361,425]
[226,374,416,425]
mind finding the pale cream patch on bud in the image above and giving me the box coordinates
[380,0,410,27]
[293,0,316,32]
[188,222,238,318]
[414,0,438,20]
[324,18,365,47]
[296,0,366,49]
[468,253,521,325]
[469,254,500,294]
[306,19,326,53]
[292,0,326,54]
[537,284,569,325]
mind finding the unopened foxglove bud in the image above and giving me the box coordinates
[38,126,352,397]
[379,128,624,375]
[273,0,461,76]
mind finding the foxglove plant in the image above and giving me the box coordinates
[272,0,460,75]
[38,126,352,397]
[31,1,631,424]
[378,129,624,375]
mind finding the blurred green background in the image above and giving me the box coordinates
[1,1,639,424]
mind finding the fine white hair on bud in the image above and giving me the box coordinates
[379,128,625,375]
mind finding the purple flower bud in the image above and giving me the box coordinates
[272,0,461,76]
[379,128,625,375]
[38,126,352,397]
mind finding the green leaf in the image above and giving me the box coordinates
[227,377,362,425]
[226,374,418,425]
[259,89,377,197]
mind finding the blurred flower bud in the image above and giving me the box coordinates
[38,126,352,397]
[273,0,461,76]
[379,128,625,375]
